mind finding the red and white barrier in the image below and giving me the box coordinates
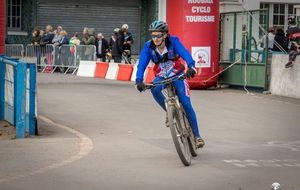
[77,60,97,77]
[105,62,119,80]
[77,60,155,83]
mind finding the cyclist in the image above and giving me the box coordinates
[135,20,205,148]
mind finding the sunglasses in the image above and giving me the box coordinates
[151,33,164,39]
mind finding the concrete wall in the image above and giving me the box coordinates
[270,54,300,99]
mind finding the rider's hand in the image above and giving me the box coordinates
[186,67,197,79]
[136,81,146,92]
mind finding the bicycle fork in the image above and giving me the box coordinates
[163,88,189,138]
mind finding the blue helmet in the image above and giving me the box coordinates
[149,21,169,33]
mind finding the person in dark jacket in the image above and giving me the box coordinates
[121,24,134,58]
[95,33,109,62]
[273,28,289,52]
[40,25,54,45]
[109,28,123,63]
[40,25,55,71]
[31,28,41,45]
[56,30,69,72]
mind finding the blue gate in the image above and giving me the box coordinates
[0,55,37,138]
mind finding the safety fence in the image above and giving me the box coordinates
[5,44,96,75]
[0,55,37,138]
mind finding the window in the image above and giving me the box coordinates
[273,3,285,29]
[288,4,296,19]
[259,3,269,37]
[259,3,299,32]
[7,0,22,30]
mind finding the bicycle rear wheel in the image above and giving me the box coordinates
[168,105,191,166]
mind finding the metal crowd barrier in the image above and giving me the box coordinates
[24,44,96,75]
[5,44,24,58]
[0,56,37,138]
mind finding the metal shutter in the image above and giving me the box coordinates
[37,0,141,54]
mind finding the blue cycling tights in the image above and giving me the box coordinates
[151,76,201,138]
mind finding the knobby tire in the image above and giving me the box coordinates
[168,105,191,166]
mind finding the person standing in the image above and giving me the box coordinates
[273,28,289,52]
[121,24,134,58]
[95,33,109,62]
[260,26,275,50]
[109,28,122,63]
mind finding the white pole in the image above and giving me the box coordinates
[158,0,167,21]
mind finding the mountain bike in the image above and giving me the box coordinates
[145,74,198,166]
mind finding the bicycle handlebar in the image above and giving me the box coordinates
[144,73,186,90]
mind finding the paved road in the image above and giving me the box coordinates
[1,73,300,190]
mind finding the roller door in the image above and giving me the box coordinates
[37,0,141,54]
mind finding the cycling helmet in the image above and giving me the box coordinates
[121,24,129,30]
[149,20,168,33]
[114,28,120,33]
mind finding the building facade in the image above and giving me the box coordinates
[220,0,300,32]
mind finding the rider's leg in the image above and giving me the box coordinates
[150,77,166,111]
[173,79,201,138]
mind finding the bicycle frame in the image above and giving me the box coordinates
[162,84,191,139]
[145,74,197,166]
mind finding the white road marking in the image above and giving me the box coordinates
[264,141,300,152]
[224,159,300,168]
[0,116,94,184]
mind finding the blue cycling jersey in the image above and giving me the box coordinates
[135,35,195,83]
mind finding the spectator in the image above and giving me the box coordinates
[273,28,289,52]
[260,26,275,50]
[69,32,81,67]
[81,28,96,60]
[31,27,42,70]
[95,33,109,62]
[40,25,55,71]
[285,17,300,68]
[109,28,122,63]
[58,30,69,46]
[81,28,95,45]
[52,26,63,45]
[70,32,80,53]
[285,42,300,68]
[56,30,69,72]
[31,28,41,45]
[52,26,63,66]
[40,25,54,45]
[121,24,134,58]
[286,16,300,44]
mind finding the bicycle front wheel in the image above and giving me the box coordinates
[168,105,191,166]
